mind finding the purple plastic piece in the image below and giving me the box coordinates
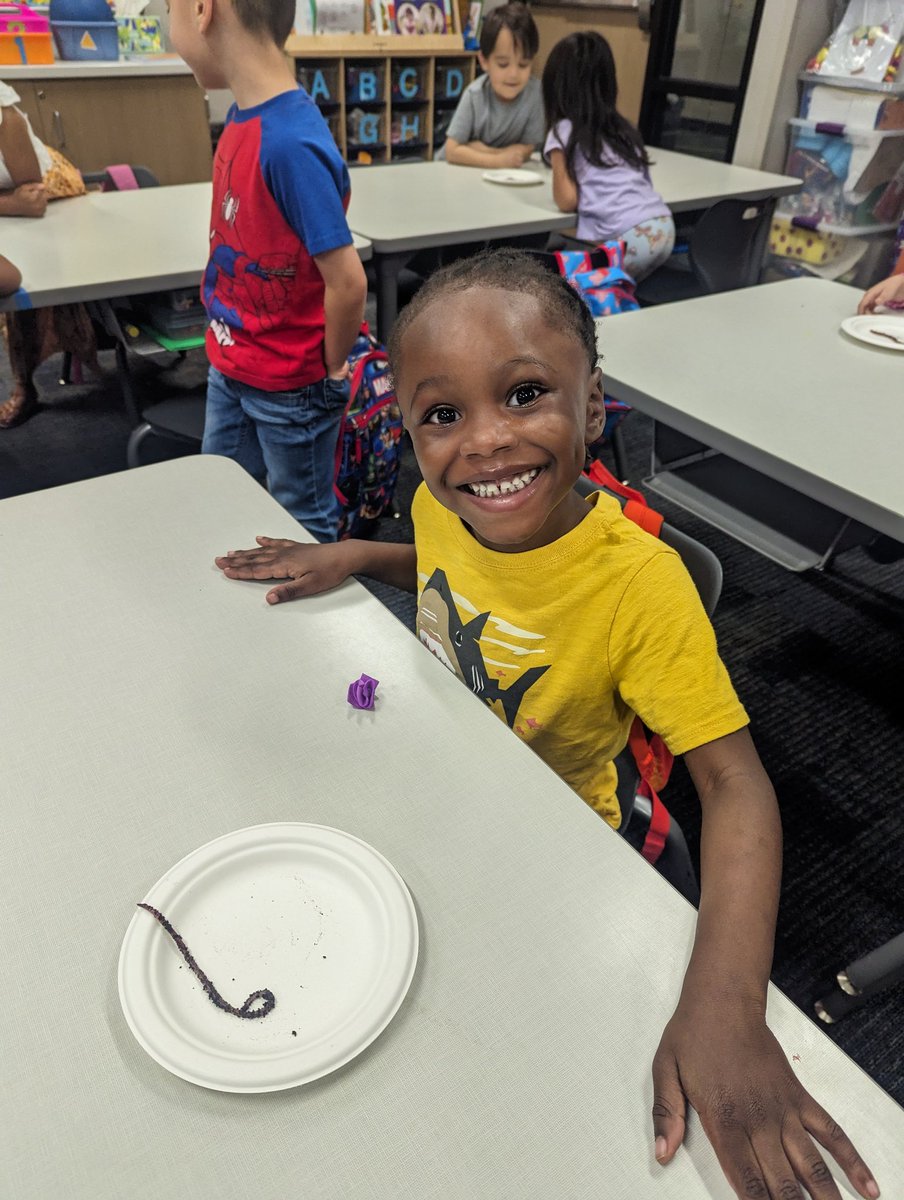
[347,673,379,710]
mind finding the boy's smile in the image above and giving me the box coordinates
[396,288,604,554]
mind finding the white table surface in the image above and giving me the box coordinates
[596,276,904,542]
[647,147,800,212]
[0,183,372,311]
[2,454,902,1200]
[347,160,575,251]
[346,152,800,251]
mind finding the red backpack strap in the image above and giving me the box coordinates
[585,458,647,505]
[637,779,671,864]
[623,498,663,537]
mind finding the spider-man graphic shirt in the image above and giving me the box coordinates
[203,88,353,391]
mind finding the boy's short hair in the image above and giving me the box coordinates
[388,248,598,378]
[231,0,295,46]
[479,1,539,59]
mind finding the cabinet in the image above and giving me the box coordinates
[14,74,212,185]
[290,48,476,164]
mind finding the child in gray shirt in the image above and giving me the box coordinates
[443,2,543,168]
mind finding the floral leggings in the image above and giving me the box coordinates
[620,215,676,282]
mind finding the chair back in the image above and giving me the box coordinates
[574,474,722,615]
[80,165,160,191]
[688,198,772,294]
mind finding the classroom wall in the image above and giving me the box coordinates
[531,5,649,125]
[144,0,235,124]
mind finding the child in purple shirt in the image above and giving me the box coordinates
[542,32,675,281]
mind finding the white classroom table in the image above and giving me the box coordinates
[3,453,903,1199]
[0,182,371,312]
[596,276,904,570]
[347,152,800,337]
[0,183,371,422]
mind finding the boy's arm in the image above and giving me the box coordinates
[652,728,878,1200]
[547,149,578,214]
[314,242,368,377]
[444,137,530,168]
[215,537,417,604]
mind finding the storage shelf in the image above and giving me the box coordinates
[293,47,476,163]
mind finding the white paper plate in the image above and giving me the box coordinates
[482,168,543,186]
[118,823,418,1093]
[840,314,904,350]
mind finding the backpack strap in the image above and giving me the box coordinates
[586,457,675,864]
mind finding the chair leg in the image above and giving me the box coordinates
[59,352,72,386]
[611,422,629,482]
[127,422,152,468]
[814,931,904,1024]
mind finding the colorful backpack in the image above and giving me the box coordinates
[554,240,640,318]
[334,324,404,540]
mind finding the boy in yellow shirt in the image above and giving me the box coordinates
[214,250,879,1200]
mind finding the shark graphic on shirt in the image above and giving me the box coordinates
[417,567,548,728]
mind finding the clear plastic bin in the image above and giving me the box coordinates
[777,117,904,233]
[297,61,340,105]
[391,60,426,101]
[346,62,384,105]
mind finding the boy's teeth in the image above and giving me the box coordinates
[466,468,539,498]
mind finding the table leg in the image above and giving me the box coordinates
[375,251,413,343]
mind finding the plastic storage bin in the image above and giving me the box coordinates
[297,60,339,104]
[52,18,117,59]
[777,117,904,233]
[0,2,53,64]
[345,62,384,104]
[50,0,117,59]
[391,60,426,100]
[434,60,466,102]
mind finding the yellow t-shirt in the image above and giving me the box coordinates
[413,484,748,827]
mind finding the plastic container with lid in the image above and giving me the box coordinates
[777,117,904,234]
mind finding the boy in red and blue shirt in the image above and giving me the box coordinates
[170,0,367,541]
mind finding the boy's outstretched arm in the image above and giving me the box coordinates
[652,728,879,1200]
[215,537,417,604]
[314,242,368,377]
[444,137,531,169]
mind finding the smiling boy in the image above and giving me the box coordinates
[442,1,544,168]
[212,250,880,1200]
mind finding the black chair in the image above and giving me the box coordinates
[80,164,160,190]
[576,473,724,904]
[634,198,773,306]
[127,390,206,468]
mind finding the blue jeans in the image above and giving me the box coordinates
[203,367,349,542]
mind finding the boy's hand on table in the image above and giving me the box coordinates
[497,147,527,168]
[652,997,879,1200]
[215,537,353,604]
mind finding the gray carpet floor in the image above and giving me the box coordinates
[3,339,903,1110]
